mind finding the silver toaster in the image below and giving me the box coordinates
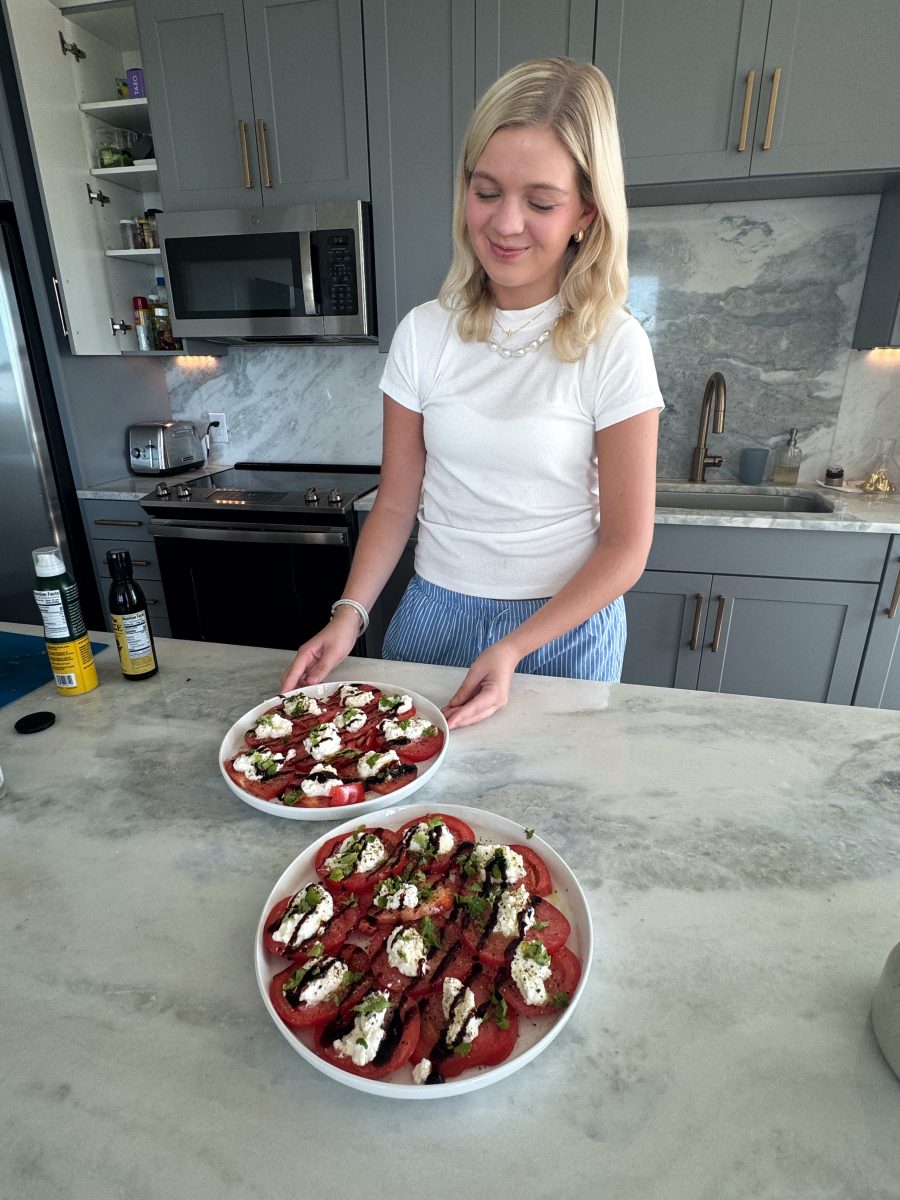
[128,421,205,475]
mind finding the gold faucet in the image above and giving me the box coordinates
[690,372,727,483]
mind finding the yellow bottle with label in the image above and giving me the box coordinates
[32,546,99,695]
[106,549,158,680]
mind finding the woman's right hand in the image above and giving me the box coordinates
[280,608,361,692]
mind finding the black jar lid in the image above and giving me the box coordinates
[825,465,845,479]
[14,711,56,734]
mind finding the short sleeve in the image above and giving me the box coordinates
[592,315,664,432]
[378,308,423,413]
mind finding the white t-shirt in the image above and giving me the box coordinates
[379,296,663,599]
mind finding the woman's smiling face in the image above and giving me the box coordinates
[466,124,596,310]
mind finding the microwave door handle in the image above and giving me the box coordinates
[298,231,317,315]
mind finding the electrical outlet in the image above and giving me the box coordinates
[208,411,229,443]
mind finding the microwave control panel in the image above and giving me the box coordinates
[313,229,359,316]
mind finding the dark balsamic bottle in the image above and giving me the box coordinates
[106,549,159,680]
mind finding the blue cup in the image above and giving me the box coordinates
[739,447,769,485]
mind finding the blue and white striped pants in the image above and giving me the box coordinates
[381,574,626,681]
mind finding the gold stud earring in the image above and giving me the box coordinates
[573,229,584,244]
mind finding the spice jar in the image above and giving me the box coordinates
[119,218,141,250]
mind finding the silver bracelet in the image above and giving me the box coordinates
[330,598,369,636]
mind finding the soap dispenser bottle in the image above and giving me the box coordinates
[773,428,802,485]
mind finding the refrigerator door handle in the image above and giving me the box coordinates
[51,276,69,338]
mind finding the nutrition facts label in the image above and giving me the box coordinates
[34,590,69,639]
[111,611,155,676]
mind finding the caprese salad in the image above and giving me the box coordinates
[261,811,583,1085]
[225,682,446,810]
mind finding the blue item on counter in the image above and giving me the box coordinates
[0,630,108,708]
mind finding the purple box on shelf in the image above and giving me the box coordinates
[126,68,145,98]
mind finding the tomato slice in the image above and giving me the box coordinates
[368,764,419,795]
[499,944,582,1017]
[458,896,571,967]
[279,781,365,809]
[366,877,457,927]
[262,887,363,958]
[269,949,368,1029]
[394,813,476,874]
[314,827,400,893]
[508,843,553,897]
[390,729,445,764]
[370,918,459,1000]
[224,754,299,800]
[315,995,420,1079]
[412,958,513,1080]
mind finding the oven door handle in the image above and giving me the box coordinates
[149,520,347,546]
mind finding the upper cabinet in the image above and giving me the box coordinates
[474,0,595,97]
[135,0,369,211]
[596,0,900,188]
[5,0,166,354]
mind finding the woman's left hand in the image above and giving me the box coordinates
[441,642,520,729]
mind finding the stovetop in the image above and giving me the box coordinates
[139,462,380,520]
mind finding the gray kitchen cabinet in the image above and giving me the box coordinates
[854,537,900,710]
[621,571,708,689]
[136,0,369,211]
[596,0,900,188]
[364,0,475,350]
[80,498,171,636]
[622,524,888,704]
[474,0,596,98]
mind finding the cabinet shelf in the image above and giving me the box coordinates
[90,161,158,191]
[105,248,162,264]
[80,97,151,134]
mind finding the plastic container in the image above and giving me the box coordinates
[120,218,141,250]
[772,428,802,485]
[106,549,158,680]
[32,546,99,696]
[859,437,900,496]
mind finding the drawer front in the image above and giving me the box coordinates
[82,498,152,541]
[92,538,161,582]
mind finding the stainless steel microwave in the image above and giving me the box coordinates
[157,202,374,342]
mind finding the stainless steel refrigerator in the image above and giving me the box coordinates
[0,201,100,626]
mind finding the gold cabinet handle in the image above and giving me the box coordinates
[689,594,705,651]
[256,118,272,188]
[238,120,253,188]
[761,66,781,150]
[737,69,756,152]
[710,594,727,652]
[888,567,900,619]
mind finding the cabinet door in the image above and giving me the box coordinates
[750,0,900,175]
[364,0,475,349]
[243,0,369,204]
[696,575,878,704]
[621,571,710,690]
[854,540,900,710]
[594,0,771,186]
[137,0,261,211]
[474,0,595,96]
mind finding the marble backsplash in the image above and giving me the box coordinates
[166,194,900,483]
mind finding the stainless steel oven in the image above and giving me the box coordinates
[140,464,379,651]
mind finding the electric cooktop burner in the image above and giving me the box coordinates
[139,462,380,520]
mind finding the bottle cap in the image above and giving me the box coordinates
[155,276,165,285]
[14,711,56,734]
[32,545,65,577]
[105,548,133,579]
[133,295,149,309]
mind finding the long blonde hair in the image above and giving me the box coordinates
[440,57,628,362]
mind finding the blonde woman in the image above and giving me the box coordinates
[282,57,662,728]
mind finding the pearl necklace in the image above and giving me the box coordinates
[487,300,557,359]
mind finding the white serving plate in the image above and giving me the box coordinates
[815,478,866,491]
[219,681,449,821]
[254,801,593,1099]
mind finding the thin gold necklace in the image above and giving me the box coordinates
[487,299,557,359]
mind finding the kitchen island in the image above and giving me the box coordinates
[2,624,899,1199]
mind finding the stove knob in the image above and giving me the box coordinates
[155,482,171,498]
[327,488,342,505]
[175,485,192,499]
[305,486,319,503]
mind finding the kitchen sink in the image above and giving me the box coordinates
[655,488,834,514]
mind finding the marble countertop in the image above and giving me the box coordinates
[2,622,899,1199]
[77,463,232,501]
[357,480,900,533]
